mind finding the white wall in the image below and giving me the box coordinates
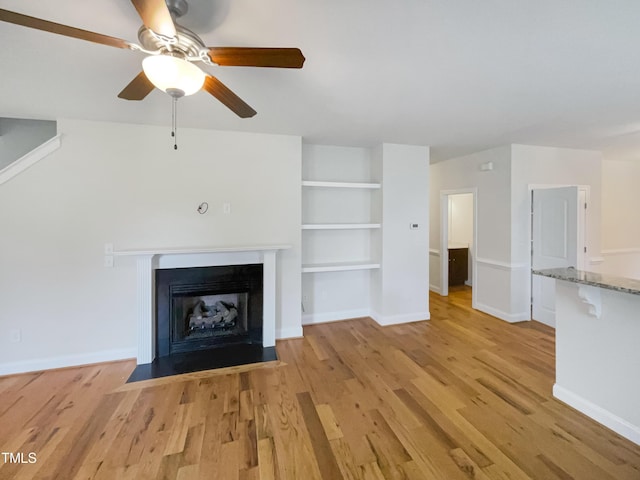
[448,193,473,284]
[0,118,57,170]
[430,144,603,323]
[0,118,302,374]
[600,159,640,279]
[372,143,430,325]
[511,144,603,316]
[448,194,473,247]
[430,145,513,319]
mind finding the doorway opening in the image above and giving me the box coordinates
[439,189,477,310]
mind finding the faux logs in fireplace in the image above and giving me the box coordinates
[155,264,263,357]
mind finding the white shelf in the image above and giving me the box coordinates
[302,261,381,273]
[302,223,381,230]
[302,180,381,189]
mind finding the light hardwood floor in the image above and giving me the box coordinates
[1,289,640,479]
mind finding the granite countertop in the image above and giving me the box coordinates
[533,267,640,296]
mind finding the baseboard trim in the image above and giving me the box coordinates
[532,309,555,328]
[475,302,530,323]
[0,347,136,376]
[553,384,640,446]
[372,311,430,326]
[429,284,441,294]
[302,309,370,326]
[276,326,304,339]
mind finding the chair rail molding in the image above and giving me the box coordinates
[601,248,640,255]
[475,257,528,271]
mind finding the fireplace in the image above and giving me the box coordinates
[114,245,286,370]
[156,264,263,357]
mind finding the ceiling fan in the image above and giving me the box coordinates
[0,0,305,119]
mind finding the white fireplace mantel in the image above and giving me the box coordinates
[114,245,291,364]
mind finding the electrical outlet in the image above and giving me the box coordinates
[410,223,419,230]
[302,294,309,302]
[223,202,231,215]
[10,329,21,343]
[104,256,114,268]
[104,243,114,254]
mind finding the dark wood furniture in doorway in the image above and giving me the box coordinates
[448,247,468,286]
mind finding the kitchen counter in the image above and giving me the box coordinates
[533,267,640,445]
[533,267,640,296]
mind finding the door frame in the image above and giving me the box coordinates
[439,188,478,310]
[528,184,589,319]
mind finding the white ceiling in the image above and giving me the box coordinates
[2,0,640,162]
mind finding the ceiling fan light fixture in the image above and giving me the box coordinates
[142,55,205,97]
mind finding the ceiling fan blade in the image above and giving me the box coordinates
[203,76,257,118]
[130,0,176,39]
[118,72,155,100]
[207,47,305,69]
[0,8,129,49]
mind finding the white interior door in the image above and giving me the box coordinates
[531,186,579,327]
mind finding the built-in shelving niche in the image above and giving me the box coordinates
[301,144,381,324]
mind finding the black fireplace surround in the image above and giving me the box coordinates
[155,264,263,357]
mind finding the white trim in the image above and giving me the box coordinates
[429,249,440,256]
[277,326,304,339]
[589,256,605,265]
[601,248,640,256]
[0,347,136,376]
[553,384,640,446]
[475,302,530,323]
[476,257,528,271]
[429,284,442,294]
[0,134,62,185]
[114,244,291,256]
[464,280,473,287]
[262,251,277,348]
[302,308,371,325]
[136,254,155,364]
[532,309,555,328]
[372,311,430,326]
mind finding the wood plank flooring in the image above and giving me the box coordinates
[1,288,640,479]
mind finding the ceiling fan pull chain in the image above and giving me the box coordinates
[172,96,178,150]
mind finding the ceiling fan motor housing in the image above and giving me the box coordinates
[165,0,189,19]
[138,22,206,59]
